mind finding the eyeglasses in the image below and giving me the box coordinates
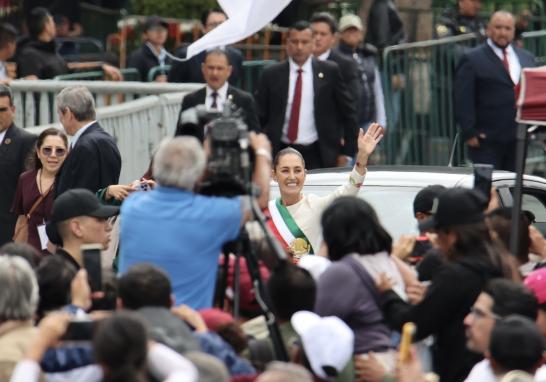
[41,147,67,157]
[469,306,501,320]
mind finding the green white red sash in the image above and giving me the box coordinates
[267,198,314,254]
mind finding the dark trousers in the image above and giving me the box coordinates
[281,141,323,170]
[468,139,517,172]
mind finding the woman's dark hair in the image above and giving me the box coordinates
[438,221,514,278]
[486,207,531,265]
[27,7,51,39]
[93,312,148,382]
[273,147,305,170]
[29,127,68,170]
[321,196,392,261]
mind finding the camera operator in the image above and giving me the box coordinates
[118,133,272,310]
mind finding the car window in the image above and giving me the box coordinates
[522,193,546,222]
[300,185,422,240]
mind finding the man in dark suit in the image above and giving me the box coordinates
[168,8,243,86]
[255,21,358,169]
[310,12,362,123]
[175,49,260,140]
[55,85,121,196]
[455,11,536,171]
[0,85,36,245]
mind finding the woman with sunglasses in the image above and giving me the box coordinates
[11,128,68,254]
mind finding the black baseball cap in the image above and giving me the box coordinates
[144,16,168,31]
[418,187,487,231]
[46,189,119,245]
[413,185,446,215]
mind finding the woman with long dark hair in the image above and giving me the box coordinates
[378,187,515,382]
[314,196,405,374]
[11,127,68,254]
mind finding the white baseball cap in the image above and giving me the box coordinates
[339,14,364,32]
[291,311,354,379]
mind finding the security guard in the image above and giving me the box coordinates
[435,0,486,39]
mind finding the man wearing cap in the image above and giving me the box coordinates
[337,14,386,129]
[380,187,508,382]
[55,85,121,197]
[127,16,172,82]
[46,188,118,269]
[174,48,260,139]
[463,279,538,381]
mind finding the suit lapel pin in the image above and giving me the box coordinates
[4,138,11,145]
[318,72,324,79]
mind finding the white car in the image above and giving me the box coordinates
[270,166,546,240]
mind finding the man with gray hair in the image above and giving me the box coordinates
[0,255,39,380]
[118,134,272,309]
[55,85,121,196]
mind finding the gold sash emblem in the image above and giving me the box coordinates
[290,237,311,261]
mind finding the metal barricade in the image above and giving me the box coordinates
[523,30,546,65]
[10,80,202,128]
[381,33,478,166]
[25,91,195,183]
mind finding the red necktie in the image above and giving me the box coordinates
[502,49,510,77]
[287,69,303,143]
[211,92,218,109]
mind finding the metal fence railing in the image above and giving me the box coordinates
[523,29,546,65]
[381,31,546,176]
[381,33,478,166]
[10,80,202,128]
[25,91,191,184]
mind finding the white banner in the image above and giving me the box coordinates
[186,0,293,59]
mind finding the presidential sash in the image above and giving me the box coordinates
[267,198,314,261]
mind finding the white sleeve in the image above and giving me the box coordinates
[10,360,41,382]
[147,343,198,382]
[373,67,387,128]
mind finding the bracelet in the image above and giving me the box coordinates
[255,148,272,162]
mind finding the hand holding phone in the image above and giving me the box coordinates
[81,244,102,292]
[473,164,493,203]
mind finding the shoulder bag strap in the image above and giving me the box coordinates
[26,183,53,220]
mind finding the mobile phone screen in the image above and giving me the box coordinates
[473,164,493,202]
[81,244,102,292]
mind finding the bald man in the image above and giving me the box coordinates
[454,11,535,171]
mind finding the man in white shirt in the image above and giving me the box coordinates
[255,21,358,169]
[455,10,536,171]
[175,49,260,140]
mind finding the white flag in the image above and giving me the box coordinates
[186,0,293,60]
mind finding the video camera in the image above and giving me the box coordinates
[177,100,252,197]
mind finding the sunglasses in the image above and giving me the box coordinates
[41,147,67,157]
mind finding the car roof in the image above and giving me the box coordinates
[301,165,546,188]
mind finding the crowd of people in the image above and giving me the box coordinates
[0,1,545,382]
